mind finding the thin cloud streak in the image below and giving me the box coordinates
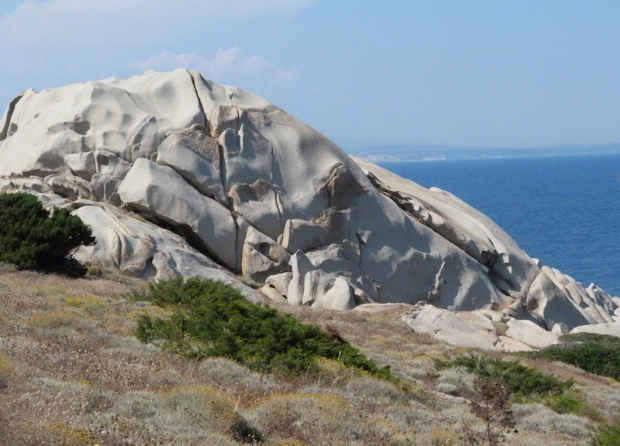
[133,48,299,85]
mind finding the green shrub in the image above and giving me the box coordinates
[530,333,620,381]
[230,414,263,443]
[135,277,393,380]
[591,421,620,446]
[437,355,572,397]
[546,392,582,414]
[0,192,95,276]
[544,391,602,421]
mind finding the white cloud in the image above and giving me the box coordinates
[0,0,314,46]
[133,48,299,85]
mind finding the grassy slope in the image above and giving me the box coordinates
[0,266,618,445]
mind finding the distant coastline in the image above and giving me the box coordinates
[348,142,620,163]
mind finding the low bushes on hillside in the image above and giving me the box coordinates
[591,421,620,446]
[0,192,95,276]
[530,333,620,381]
[134,277,394,380]
[437,355,573,397]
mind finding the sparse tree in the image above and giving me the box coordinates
[463,376,516,446]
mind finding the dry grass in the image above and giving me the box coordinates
[1,267,619,445]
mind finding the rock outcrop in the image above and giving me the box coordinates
[0,69,617,339]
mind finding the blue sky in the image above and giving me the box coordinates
[1,1,619,149]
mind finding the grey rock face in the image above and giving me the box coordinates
[0,69,616,331]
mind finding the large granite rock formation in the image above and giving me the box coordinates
[0,69,617,337]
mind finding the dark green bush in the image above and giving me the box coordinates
[530,333,620,381]
[591,421,620,446]
[134,277,393,380]
[230,414,263,444]
[437,355,573,397]
[0,192,95,276]
[546,392,582,414]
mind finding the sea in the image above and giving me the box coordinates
[378,153,620,297]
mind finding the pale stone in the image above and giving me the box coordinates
[156,129,227,205]
[259,284,287,303]
[72,205,262,302]
[117,158,237,270]
[0,69,616,325]
[495,336,534,352]
[287,251,314,306]
[302,270,332,305]
[505,319,559,349]
[353,303,415,313]
[552,323,568,335]
[281,218,334,252]
[402,305,498,351]
[353,156,540,297]
[526,268,591,330]
[241,226,289,282]
[455,311,496,333]
[570,322,620,338]
[265,272,293,297]
[314,276,355,310]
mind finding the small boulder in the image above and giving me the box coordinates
[570,322,620,338]
[505,319,559,349]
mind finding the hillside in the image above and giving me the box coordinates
[0,266,618,445]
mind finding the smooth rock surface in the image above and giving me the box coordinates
[402,305,499,350]
[117,158,237,270]
[570,322,620,338]
[403,304,560,351]
[73,205,262,302]
[505,319,559,349]
[0,69,616,328]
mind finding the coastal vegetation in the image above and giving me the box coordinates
[530,333,620,381]
[0,192,95,276]
[591,421,620,446]
[0,267,618,444]
[134,277,394,380]
[436,355,573,398]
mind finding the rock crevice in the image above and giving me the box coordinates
[0,92,24,141]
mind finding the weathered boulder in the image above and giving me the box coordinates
[265,272,293,297]
[117,158,237,270]
[352,157,540,298]
[505,319,559,349]
[401,304,499,351]
[241,226,289,282]
[570,322,620,338]
[402,305,559,351]
[0,69,616,331]
[72,205,262,302]
[525,266,614,330]
[287,251,315,306]
[281,218,335,252]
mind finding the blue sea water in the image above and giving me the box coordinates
[379,154,620,297]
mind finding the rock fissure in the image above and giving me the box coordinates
[158,160,226,207]
[366,171,487,266]
[0,93,24,142]
[269,142,284,228]
[274,190,284,228]
[233,216,240,273]
[217,142,228,195]
[188,71,211,135]
[124,203,227,271]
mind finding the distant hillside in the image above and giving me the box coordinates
[348,142,620,162]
